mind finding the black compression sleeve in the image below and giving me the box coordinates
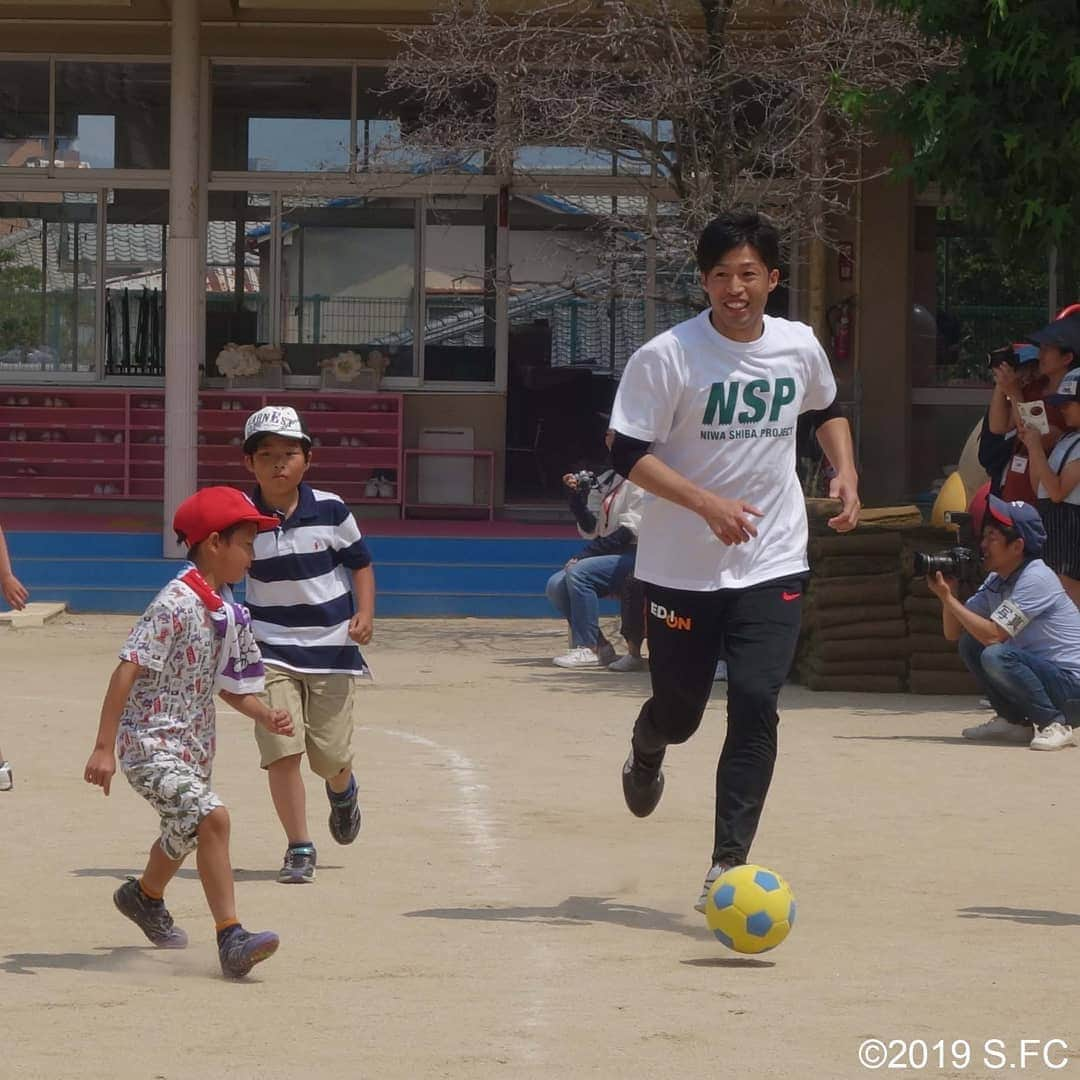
[806,397,844,426]
[610,432,652,477]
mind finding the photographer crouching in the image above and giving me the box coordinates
[926,497,1080,750]
[546,433,644,670]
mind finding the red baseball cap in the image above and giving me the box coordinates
[173,486,279,547]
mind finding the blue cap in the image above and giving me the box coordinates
[986,496,1046,556]
[1046,369,1080,407]
[1027,313,1080,354]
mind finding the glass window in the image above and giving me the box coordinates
[0,191,98,374]
[509,192,654,370]
[0,61,51,169]
[423,196,496,382]
[55,63,170,170]
[355,69,483,173]
[912,206,1048,388]
[212,65,351,172]
[104,189,168,376]
[279,195,417,378]
[206,191,271,372]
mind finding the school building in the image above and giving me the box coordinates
[0,0,1057,612]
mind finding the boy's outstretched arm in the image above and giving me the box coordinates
[0,523,29,611]
[348,565,375,645]
[218,690,293,736]
[85,660,141,795]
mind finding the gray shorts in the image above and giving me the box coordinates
[123,756,223,861]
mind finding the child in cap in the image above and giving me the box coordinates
[0,518,28,790]
[1023,367,1080,607]
[241,405,375,884]
[83,486,295,979]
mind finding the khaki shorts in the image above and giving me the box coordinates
[255,667,359,778]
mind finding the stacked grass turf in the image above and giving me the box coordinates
[901,526,982,696]
[797,504,922,693]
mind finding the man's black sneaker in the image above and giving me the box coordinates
[218,926,279,978]
[327,780,361,845]
[113,877,188,948]
[277,844,317,884]
[621,748,664,818]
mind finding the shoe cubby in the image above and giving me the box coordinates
[0,386,403,509]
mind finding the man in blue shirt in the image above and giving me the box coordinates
[928,496,1080,750]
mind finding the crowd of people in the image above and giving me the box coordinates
[941,312,1080,749]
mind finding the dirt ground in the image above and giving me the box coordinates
[3,613,1080,1080]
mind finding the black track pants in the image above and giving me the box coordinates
[632,575,805,866]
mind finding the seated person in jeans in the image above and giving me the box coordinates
[547,440,644,670]
[928,497,1080,750]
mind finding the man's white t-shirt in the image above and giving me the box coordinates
[610,310,837,591]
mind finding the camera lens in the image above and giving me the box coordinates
[914,551,959,577]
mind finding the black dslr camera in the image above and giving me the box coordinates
[912,511,981,587]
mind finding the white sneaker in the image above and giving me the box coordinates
[0,761,12,791]
[608,654,646,672]
[363,478,379,498]
[1030,721,1080,751]
[961,715,1032,743]
[714,660,728,682]
[553,647,600,669]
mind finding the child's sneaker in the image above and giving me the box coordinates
[113,878,188,948]
[327,778,362,845]
[217,925,280,978]
[0,761,12,791]
[277,844,317,884]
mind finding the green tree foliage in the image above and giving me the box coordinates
[884,0,1080,284]
[0,249,42,353]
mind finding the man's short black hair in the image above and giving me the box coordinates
[243,431,312,460]
[696,209,781,275]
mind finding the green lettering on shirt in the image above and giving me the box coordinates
[702,381,739,426]
[737,379,770,424]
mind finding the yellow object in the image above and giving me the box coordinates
[704,864,796,954]
[931,471,968,528]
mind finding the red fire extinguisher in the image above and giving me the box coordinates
[827,297,854,366]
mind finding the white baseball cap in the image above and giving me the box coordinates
[243,405,312,452]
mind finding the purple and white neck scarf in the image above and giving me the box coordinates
[177,564,266,695]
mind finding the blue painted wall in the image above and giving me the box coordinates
[5,531,617,618]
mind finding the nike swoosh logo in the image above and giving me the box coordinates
[782,591,802,601]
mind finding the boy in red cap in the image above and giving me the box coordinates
[83,486,295,978]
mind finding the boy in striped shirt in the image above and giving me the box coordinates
[242,405,376,884]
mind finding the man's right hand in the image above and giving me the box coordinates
[701,495,764,545]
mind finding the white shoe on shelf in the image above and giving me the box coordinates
[363,478,379,498]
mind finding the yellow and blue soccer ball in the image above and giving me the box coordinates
[704,864,796,954]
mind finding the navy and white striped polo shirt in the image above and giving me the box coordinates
[246,483,373,675]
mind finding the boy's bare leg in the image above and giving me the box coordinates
[196,806,236,925]
[267,754,309,843]
[140,840,185,898]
